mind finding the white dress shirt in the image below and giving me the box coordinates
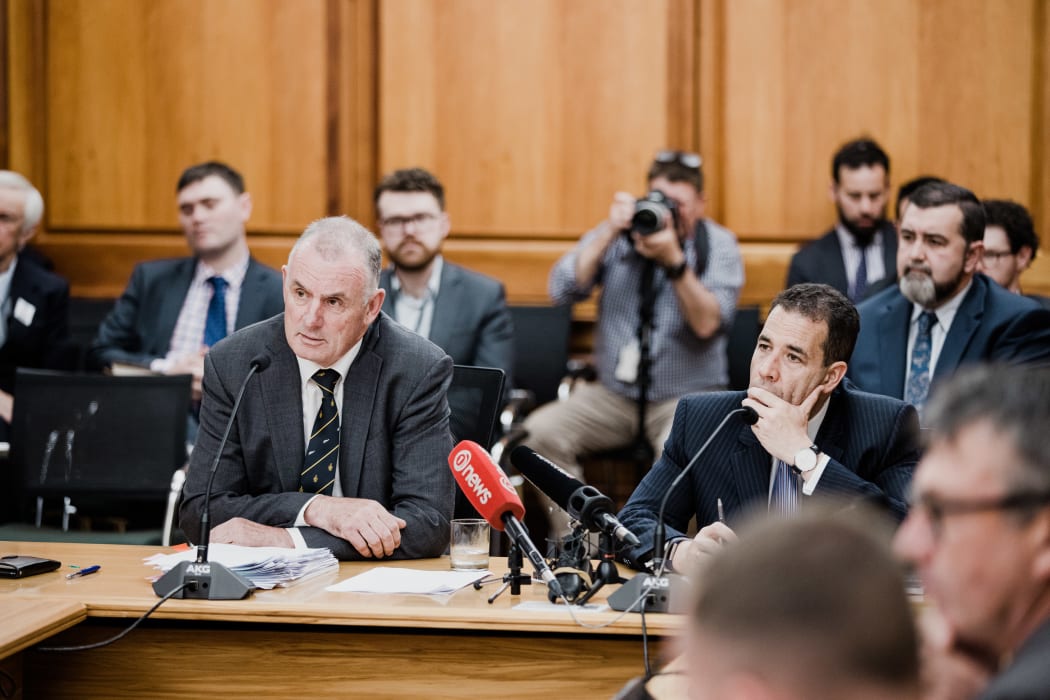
[390,256,443,340]
[835,225,886,293]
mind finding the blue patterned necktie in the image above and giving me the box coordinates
[904,311,938,409]
[850,246,869,302]
[770,459,799,514]
[203,276,229,347]
[301,369,340,496]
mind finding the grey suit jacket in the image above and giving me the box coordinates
[90,256,283,369]
[379,261,514,386]
[978,619,1050,699]
[617,381,919,569]
[849,274,1050,400]
[786,223,898,300]
[179,312,455,560]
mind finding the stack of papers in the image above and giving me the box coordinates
[326,567,490,595]
[145,544,339,590]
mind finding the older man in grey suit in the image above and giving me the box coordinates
[180,216,455,560]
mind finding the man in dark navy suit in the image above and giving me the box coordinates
[0,171,73,440]
[848,182,1050,410]
[786,138,898,302]
[618,283,919,572]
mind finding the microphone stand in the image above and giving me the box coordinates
[473,539,531,604]
[576,530,626,605]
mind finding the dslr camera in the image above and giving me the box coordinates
[630,190,680,236]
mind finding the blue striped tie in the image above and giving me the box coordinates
[770,459,799,514]
[203,276,229,347]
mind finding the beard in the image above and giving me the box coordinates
[389,241,439,272]
[837,203,885,248]
[899,263,966,308]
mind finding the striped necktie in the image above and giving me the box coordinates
[300,369,340,496]
[770,459,799,514]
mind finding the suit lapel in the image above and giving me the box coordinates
[427,262,460,351]
[262,330,304,492]
[881,223,898,279]
[821,233,850,296]
[877,294,911,398]
[156,259,196,351]
[731,426,772,509]
[4,262,35,347]
[814,388,847,466]
[235,259,267,329]
[339,320,383,497]
[934,278,984,381]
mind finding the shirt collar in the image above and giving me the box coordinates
[295,338,363,391]
[807,392,831,442]
[390,255,443,298]
[910,278,973,329]
[195,252,251,289]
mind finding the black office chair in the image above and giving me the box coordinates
[0,369,191,544]
[448,364,506,520]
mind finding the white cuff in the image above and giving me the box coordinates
[294,495,318,527]
[149,357,170,373]
[801,453,832,495]
[286,527,308,549]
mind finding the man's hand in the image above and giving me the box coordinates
[631,226,685,269]
[210,517,294,548]
[742,385,823,465]
[671,521,738,575]
[608,191,636,232]
[0,389,13,424]
[167,349,207,401]
[305,496,407,558]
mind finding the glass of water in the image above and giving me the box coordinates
[450,518,490,571]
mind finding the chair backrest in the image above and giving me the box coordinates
[12,369,191,503]
[68,297,116,371]
[508,304,572,406]
[727,306,761,391]
[448,365,505,520]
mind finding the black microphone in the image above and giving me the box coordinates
[608,406,757,613]
[510,445,641,547]
[153,354,271,600]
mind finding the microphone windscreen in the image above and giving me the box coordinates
[448,440,525,531]
[510,445,581,509]
[740,406,759,425]
[250,354,272,372]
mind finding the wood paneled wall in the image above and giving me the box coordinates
[6,0,1050,305]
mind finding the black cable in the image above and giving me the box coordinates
[36,582,190,652]
[640,601,652,679]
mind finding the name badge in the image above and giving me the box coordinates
[13,297,36,327]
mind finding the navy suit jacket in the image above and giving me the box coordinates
[786,223,898,299]
[0,256,72,393]
[617,381,919,570]
[379,261,514,385]
[90,256,283,369]
[849,274,1050,400]
[179,312,455,560]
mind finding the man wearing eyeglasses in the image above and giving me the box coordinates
[848,181,1050,413]
[374,168,514,384]
[894,364,1050,699]
[979,199,1050,309]
[525,149,743,534]
[787,138,898,303]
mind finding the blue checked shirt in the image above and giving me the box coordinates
[550,220,743,401]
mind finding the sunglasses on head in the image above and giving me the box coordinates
[654,150,703,170]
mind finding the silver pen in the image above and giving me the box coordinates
[717,498,725,523]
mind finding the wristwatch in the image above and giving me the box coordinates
[664,260,688,280]
[792,444,821,474]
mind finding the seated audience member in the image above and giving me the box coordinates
[180,216,455,560]
[0,170,72,440]
[849,182,1050,411]
[525,149,742,534]
[90,161,283,416]
[786,138,897,302]
[375,168,514,382]
[896,175,945,221]
[685,511,920,700]
[895,365,1050,699]
[980,199,1049,308]
[617,283,918,572]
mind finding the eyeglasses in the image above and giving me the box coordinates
[378,212,440,232]
[981,250,1014,264]
[654,150,703,170]
[909,490,1050,538]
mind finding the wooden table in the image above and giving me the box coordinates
[0,541,681,698]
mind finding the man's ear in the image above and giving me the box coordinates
[1017,245,1035,271]
[963,240,984,274]
[822,361,848,393]
[365,287,385,322]
[17,222,38,251]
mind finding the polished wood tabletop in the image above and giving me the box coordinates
[0,597,85,659]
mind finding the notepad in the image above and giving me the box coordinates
[326,567,491,595]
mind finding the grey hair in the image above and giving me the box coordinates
[288,216,382,298]
[0,170,44,234]
[926,364,1050,496]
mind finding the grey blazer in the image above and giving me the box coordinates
[90,256,284,369]
[380,261,514,386]
[179,312,455,560]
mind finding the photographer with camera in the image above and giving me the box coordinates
[523,150,743,536]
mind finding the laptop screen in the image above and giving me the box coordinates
[12,370,191,497]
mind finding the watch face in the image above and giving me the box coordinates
[795,446,818,472]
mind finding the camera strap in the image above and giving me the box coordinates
[692,220,710,279]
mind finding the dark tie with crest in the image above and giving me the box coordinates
[203,276,229,347]
[300,369,340,495]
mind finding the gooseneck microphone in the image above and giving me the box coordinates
[153,354,271,600]
[448,440,564,599]
[510,445,641,546]
[608,405,758,613]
